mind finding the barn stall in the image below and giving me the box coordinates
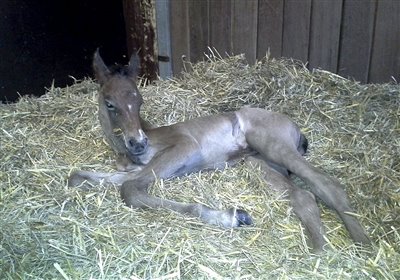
[0,54,399,279]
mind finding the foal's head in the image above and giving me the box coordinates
[93,50,148,156]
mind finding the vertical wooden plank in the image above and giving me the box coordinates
[123,0,157,80]
[257,0,284,59]
[155,0,173,78]
[232,0,258,64]
[308,0,343,72]
[369,0,400,83]
[338,0,376,83]
[188,0,209,62]
[209,0,232,57]
[169,0,189,74]
[282,0,312,62]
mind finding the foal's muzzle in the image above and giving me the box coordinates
[126,137,148,155]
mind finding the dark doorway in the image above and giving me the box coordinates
[0,0,127,103]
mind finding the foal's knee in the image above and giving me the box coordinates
[120,181,146,208]
[291,189,315,205]
[290,189,318,215]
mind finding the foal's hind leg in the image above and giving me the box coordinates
[248,138,370,245]
[246,156,326,252]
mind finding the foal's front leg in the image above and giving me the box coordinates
[120,142,253,228]
[115,154,143,172]
[68,169,133,187]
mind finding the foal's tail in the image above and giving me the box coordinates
[297,133,308,156]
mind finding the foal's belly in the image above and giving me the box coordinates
[198,131,247,161]
[174,130,249,176]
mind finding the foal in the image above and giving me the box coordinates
[69,51,370,251]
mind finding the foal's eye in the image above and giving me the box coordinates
[105,101,115,111]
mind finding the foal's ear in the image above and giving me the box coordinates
[93,49,110,85]
[127,52,140,78]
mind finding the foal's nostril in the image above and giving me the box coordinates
[143,137,148,146]
[128,138,136,148]
[126,137,148,155]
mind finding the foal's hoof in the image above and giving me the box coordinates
[233,209,253,226]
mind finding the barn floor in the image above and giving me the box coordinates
[0,55,399,279]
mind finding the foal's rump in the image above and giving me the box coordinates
[236,107,308,177]
[236,108,303,153]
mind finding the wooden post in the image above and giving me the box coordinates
[122,0,158,81]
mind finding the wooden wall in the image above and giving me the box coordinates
[166,0,400,84]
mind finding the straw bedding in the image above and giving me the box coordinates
[0,54,399,279]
